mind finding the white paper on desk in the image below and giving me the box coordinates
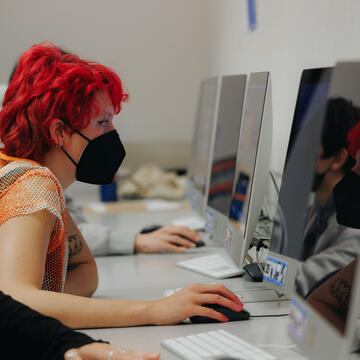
[87,202,107,214]
[145,199,181,211]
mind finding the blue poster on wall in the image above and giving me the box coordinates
[248,0,257,31]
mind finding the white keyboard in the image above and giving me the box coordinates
[176,254,244,279]
[161,329,276,360]
[171,215,206,230]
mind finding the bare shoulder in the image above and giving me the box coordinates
[0,209,56,238]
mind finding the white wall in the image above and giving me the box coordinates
[0,0,217,169]
[209,0,360,173]
[2,0,360,174]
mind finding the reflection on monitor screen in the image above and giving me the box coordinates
[207,75,245,215]
[225,72,273,267]
[263,68,332,294]
[229,78,269,237]
[192,78,218,196]
[188,77,219,214]
[285,69,332,167]
[205,75,247,242]
[265,64,360,360]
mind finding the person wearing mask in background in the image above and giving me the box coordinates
[306,119,360,335]
[0,42,242,330]
[296,98,360,297]
[66,194,201,255]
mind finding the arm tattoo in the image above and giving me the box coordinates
[330,278,352,315]
[68,234,83,260]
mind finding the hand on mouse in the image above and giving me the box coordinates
[149,283,243,325]
[134,225,201,253]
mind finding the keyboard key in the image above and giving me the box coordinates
[186,335,223,356]
[162,339,201,360]
[161,330,276,360]
[176,337,211,358]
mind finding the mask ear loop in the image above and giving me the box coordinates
[61,146,78,167]
[58,120,90,167]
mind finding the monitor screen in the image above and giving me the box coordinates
[266,63,360,359]
[264,68,332,292]
[229,74,269,238]
[289,64,360,359]
[285,68,332,167]
[192,78,218,197]
[207,75,246,217]
[225,72,273,267]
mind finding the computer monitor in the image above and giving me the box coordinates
[283,62,360,360]
[285,68,333,167]
[205,74,247,243]
[224,72,273,268]
[263,67,332,296]
[187,77,219,215]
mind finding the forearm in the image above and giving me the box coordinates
[0,291,97,360]
[5,285,155,329]
[306,259,357,334]
[296,241,358,297]
[64,262,99,297]
[307,299,346,333]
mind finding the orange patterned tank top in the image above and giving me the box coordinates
[0,152,68,292]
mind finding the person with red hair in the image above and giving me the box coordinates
[0,43,243,332]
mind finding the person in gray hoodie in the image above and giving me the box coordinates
[296,98,360,297]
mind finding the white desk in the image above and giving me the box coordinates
[80,249,307,359]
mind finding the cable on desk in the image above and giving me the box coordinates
[250,314,289,318]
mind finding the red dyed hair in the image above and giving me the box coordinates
[0,42,128,161]
[348,122,360,159]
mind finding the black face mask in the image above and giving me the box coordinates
[333,170,360,228]
[61,127,126,185]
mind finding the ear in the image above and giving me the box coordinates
[48,118,66,146]
[331,148,348,171]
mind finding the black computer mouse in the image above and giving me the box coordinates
[190,304,250,323]
[139,225,162,234]
[139,225,205,247]
[187,238,205,247]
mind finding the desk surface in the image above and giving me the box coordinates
[81,247,307,359]
[83,199,191,214]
